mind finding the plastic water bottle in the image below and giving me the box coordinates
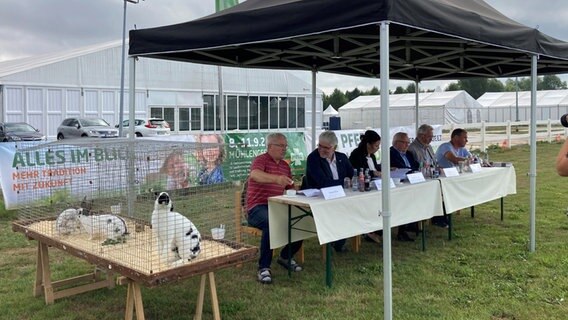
[358,168,365,192]
[432,161,440,179]
[343,177,351,189]
[364,169,371,191]
[351,169,358,191]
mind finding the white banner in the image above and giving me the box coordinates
[308,125,443,157]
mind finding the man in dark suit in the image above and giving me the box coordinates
[389,132,420,241]
[390,132,419,171]
[304,130,353,252]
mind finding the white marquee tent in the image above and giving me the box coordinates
[338,90,483,129]
[0,40,322,139]
[322,104,338,123]
[478,90,568,122]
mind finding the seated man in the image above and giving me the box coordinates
[433,128,472,228]
[436,128,472,168]
[389,132,419,241]
[390,132,419,171]
[246,132,303,285]
[304,131,353,252]
[408,124,436,166]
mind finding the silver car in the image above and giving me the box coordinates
[57,118,119,140]
[116,118,170,137]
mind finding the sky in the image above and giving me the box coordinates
[1,0,567,94]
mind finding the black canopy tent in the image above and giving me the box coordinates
[129,0,568,80]
[128,0,568,318]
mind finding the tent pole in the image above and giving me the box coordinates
[128,57,136,140]
[127,56,136,219]
[380,21,393,320]
[218,66,225,133]
[311,69,317,150]
[529,55,537,252]
[415,79,420,132]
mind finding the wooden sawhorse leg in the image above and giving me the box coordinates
[194,272,221,320]
[34,242,54,304]
[125,280,145,320]
[34,241,115,305]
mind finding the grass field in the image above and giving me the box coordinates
[1,142,568,319]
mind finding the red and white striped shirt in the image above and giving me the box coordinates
[246,152,292,211]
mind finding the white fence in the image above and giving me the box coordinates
[443,120,568,151]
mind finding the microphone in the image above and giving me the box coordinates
[561,114,568,128]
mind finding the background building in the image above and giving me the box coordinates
[0,41,323,139]
[338,90,483,129]
[477,90,568,122]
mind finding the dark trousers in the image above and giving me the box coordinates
[247,204,303,270]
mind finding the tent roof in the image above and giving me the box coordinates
[339,90,481,109]
[478,89,568,107]
[0,40,122,78]
[323,106,339,115]
[129,0,568,81]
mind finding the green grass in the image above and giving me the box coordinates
[2,142,568,319]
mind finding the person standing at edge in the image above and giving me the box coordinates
[304,130,353,252]
[246,132,303,284]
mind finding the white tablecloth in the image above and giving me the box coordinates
[268,180,444,248]
[438,166,516,213]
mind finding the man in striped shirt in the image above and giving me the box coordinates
[246,132,303,284]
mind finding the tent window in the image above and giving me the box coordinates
[249,96,259,130]
[279,97,288,129]
[269,97,278,129]
[239,96,248,130]
[260,96,269,129]
[203,95,215,131]
[150,107,162,118]
[215,95,221,131]
[297,98,305,127]
[163,108,175,131]
[179,108,190,131]
[227,95,238,130]
[289,97,297,128]
[191,108,201,131]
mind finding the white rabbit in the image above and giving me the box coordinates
[78,209,128,241]
[152,192,201,266]
[55,208,82,235]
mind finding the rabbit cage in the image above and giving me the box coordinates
[11,138,257,287]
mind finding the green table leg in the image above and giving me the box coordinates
[287,205,292,278]
[448,214,452,241]
[326,243,332,287]
[500,197,504,221]
[421,221,426,251]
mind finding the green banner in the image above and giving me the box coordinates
[216,0,238,12]
[223,132,306,181]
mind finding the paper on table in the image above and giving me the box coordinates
[391,168,412,179]
[320,185,346,200]
[297,188,321,197]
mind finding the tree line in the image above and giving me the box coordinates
[323,75,567,111]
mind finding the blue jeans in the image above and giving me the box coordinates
[247,204,303,270]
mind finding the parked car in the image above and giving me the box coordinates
[57,118,119,140]
[0,122,47,142]
[116,118,170,137]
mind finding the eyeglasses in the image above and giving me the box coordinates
[271,143,288,149]
[396,140,410,145]
[317,144,334,150]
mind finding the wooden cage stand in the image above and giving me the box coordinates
[34,241,115,305]
[123,272,221,320]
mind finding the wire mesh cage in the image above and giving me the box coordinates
[11,138,257,285]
